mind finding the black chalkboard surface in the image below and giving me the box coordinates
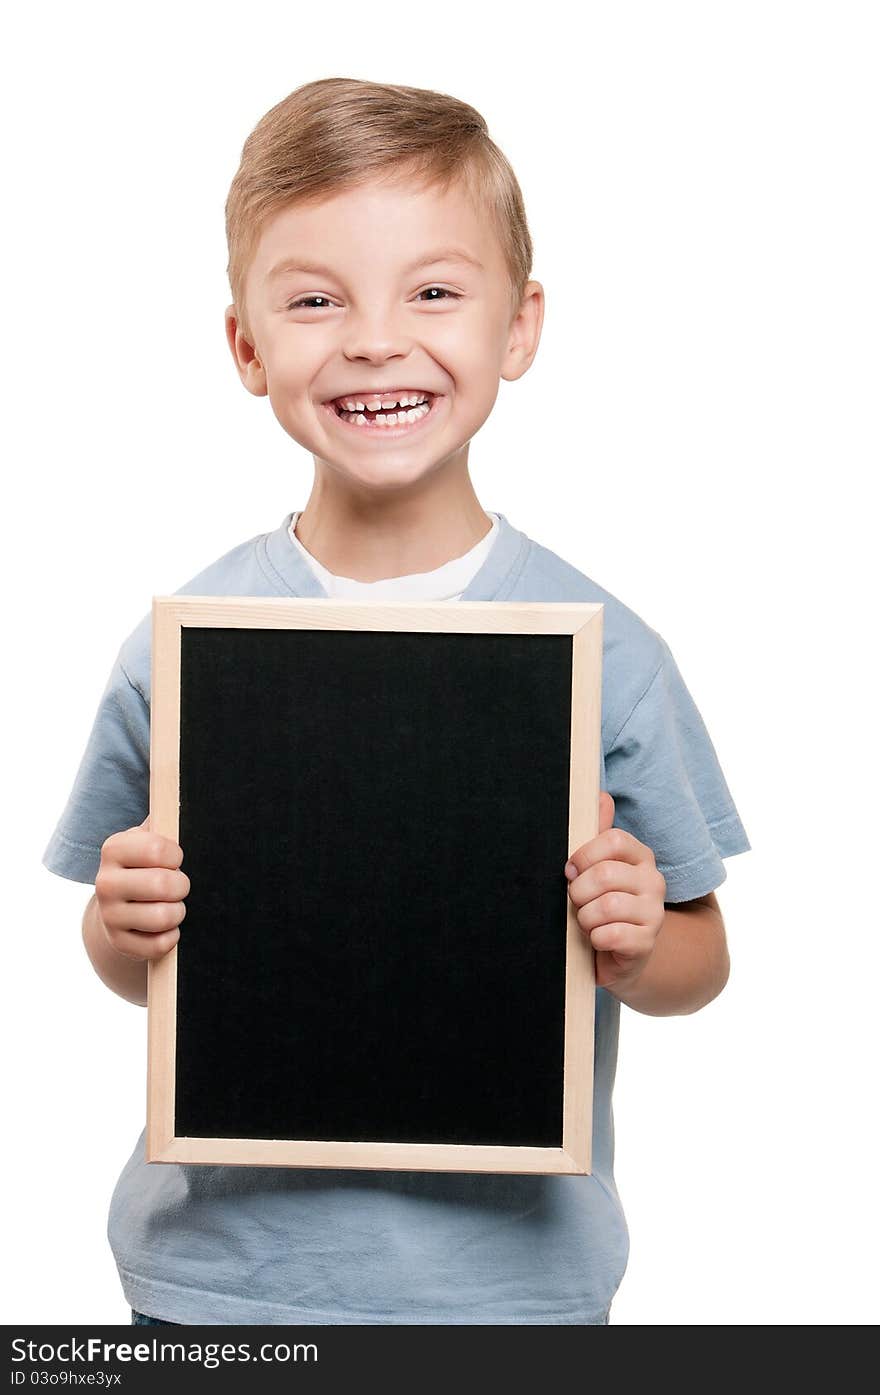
[147,596,603,1175]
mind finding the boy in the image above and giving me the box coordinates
[42,76,750,1326]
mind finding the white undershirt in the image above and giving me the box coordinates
[287,512,500,601]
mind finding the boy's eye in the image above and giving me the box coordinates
[286,295,335,310]
[415,287,461,302]
[285,287,461,311]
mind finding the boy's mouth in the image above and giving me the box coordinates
[322,389,441,434]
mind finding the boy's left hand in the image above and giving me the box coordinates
[564,792,667,991]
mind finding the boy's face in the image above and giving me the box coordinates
[226,172,542,495]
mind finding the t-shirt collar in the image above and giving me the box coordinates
[259,510,531,603]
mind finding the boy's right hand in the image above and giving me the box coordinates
[94,815,190,962]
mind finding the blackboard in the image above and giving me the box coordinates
[147,596,603,1174]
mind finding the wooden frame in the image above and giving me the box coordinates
[147,596,603,1174]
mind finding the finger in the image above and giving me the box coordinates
[103,826,184,870]
[595,951,636,989]
[565,794,617,879]
[566,826,652,878]
[97,865,190,903]
[129,868,190,902]
[575,890,654,935]
[111,926,181,962]
[588,920,656,957]
[567,859,644,907]
[107,899,187,937]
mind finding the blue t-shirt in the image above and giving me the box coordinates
[42,509,750,1325]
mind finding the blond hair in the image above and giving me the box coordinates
[225,76,533,342]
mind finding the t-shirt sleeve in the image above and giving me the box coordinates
[604,636,751,902]
[41,649,150,885]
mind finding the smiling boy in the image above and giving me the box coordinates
[227,158,531,583]
[42,76,750,1326]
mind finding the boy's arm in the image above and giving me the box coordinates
[605,891,730,1018]
[82,893,149,1008]
[566,794,732,1018]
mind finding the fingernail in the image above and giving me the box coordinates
[564,862,577,880]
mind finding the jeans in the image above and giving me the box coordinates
[131,1308,180,1326]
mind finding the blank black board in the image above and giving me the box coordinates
[173,624,575,1150]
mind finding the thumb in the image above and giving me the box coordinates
[598,790,615,835]
[138,814,151,831]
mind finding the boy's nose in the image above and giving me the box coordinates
[342,311,414,362]
[344,341,414,365]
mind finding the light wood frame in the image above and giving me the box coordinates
[147,596,603,1174]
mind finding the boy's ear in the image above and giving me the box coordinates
[224,304,267,396]
[501,279,545,385]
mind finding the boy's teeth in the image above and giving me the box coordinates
[336,399,432,426]
[335,392,431,411]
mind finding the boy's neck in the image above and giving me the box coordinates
[293,487,493,583]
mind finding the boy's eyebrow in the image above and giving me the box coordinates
[264,246,484,284]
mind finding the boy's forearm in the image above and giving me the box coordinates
[606,900,730,1017]
[81,894,148,1007]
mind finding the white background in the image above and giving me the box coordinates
[4,0,877,1326]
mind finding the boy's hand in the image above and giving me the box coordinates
[564,793,667,991]
[94,815,190,962]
